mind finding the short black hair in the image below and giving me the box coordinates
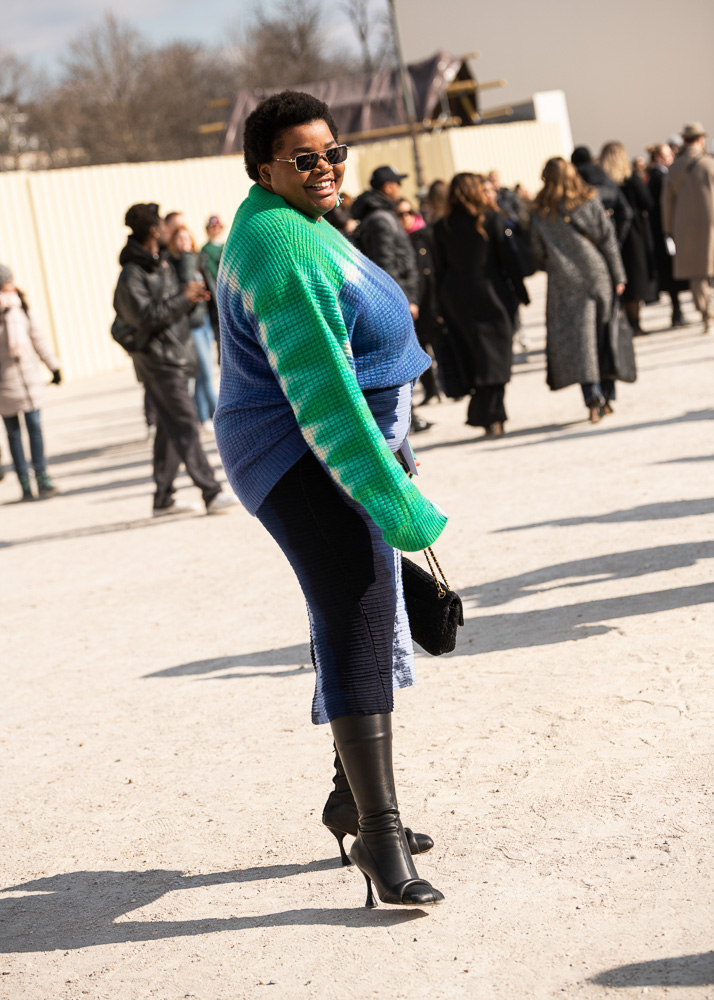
[243,90,338,183]
[125,203,161,242]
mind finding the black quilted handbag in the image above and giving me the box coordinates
[402,546,464,656]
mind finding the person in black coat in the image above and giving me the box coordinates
[433,173,530,436]
[647,143,688,327]
[395,198,467,402]
[571,146,633,246]
[112,203,237,516]
[600,142,657,333]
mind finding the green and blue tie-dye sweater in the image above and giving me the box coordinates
[214,184,447,553]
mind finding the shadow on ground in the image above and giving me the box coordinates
[496,497,714,532]
[0,864,424,953]
[590,952,714,988]
[144,644,314,680]
[0,512,202,548]
[453,581,714,653]
[462,541,714,607]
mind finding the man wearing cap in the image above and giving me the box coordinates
[351,166,420,315]
[662,122,714,331]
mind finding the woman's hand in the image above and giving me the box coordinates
[615,282,625,296]
[184,280,210,304]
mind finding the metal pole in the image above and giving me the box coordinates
[386,0,423,188]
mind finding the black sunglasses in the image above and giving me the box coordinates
[274,144,349,173]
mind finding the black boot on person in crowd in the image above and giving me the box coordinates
[322,745,434,865]
[330,712,444,908]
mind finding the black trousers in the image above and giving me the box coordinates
[256,451,399,723]
[144,376,220,510]
[466,384,507,429]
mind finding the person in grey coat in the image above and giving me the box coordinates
[530,158,626,423]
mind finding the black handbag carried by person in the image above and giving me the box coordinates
[601,298,637,383]
[402,546,464,656]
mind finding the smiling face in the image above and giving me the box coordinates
[257,119,345,219]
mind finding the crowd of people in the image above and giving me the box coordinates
[324,120,713,433]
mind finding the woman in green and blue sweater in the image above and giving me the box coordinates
[215,92,447,909]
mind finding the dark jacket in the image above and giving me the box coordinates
[112,237,196,383]
[408,225,465,399]
[576,162,634,245]
[648,165,686,295]
[619,174,656,302]
[351,189,419,303]
[433,209,529,388]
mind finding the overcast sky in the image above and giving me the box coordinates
[7,0,714,155]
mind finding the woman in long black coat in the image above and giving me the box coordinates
[647,143,688,327]
[433,172,529,436]
[600,142,656,333]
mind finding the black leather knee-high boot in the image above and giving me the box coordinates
[322,746,435,864]
[330,713,444,908]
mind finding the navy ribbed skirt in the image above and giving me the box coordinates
[254,380,417,724]
[256,448,415,724]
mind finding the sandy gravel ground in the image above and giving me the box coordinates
[2,276,713,1000]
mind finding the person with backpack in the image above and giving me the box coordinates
[112,203,238,517]
[0,264,61,501]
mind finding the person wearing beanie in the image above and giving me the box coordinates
[0,265,62,500]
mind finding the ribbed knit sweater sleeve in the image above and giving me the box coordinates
[223,193,447,551]
[246,252,446,551]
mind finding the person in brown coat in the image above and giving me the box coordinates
[0,264,61,500]
[662,122,714,330]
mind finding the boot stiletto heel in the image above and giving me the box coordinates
[363,871,377,909]
[330,713,445,909]
[326,826,351,866]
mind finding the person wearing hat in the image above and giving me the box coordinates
[351,167,430,430]
[351,166,419,311]
[0,264,61,501]
[662,122,714,331]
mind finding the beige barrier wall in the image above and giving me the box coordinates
[0,122,565,381]
[346,121,570,204]
[446,121,569,194]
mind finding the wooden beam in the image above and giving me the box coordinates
[197,122,227,134]
[480,106,514,120]
[340,117,461,144]
[446,78,507,95]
